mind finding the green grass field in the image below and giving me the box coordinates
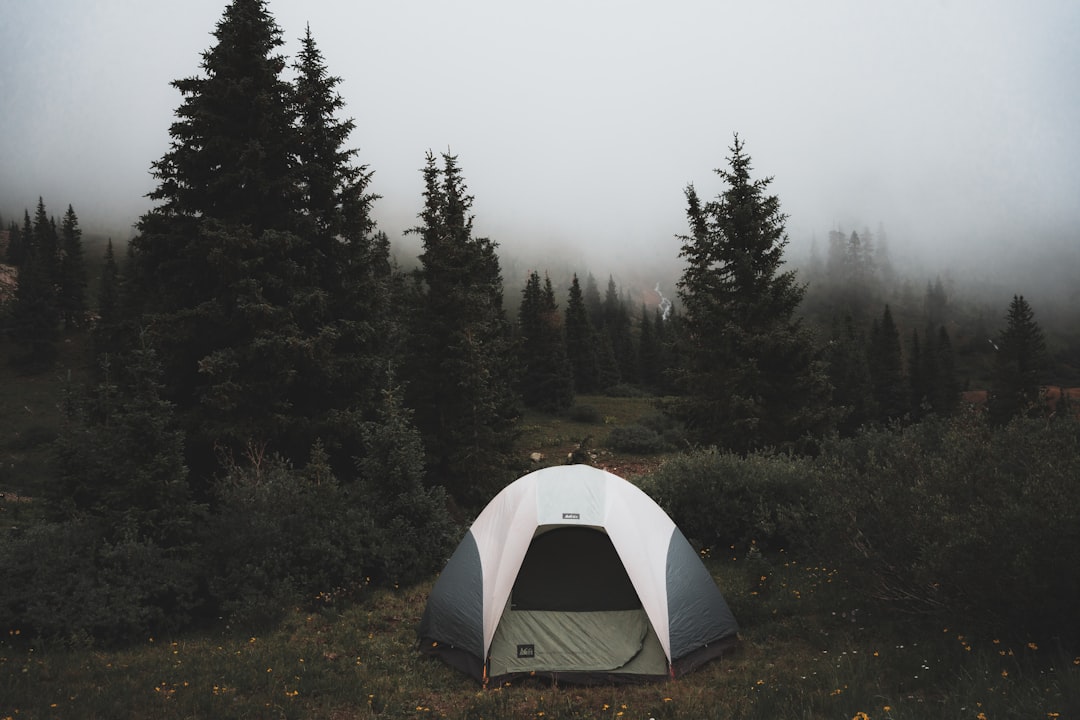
[2,550,1076,719]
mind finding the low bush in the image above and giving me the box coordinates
[602,383,650,398]
[7,424,58,450]
[0,520,201,643]
[566,403,602,424]
[606,424,666,454]
[642,449,816,551]
[811,410,1080,644]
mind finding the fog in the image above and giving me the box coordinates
[2,1,1078,280]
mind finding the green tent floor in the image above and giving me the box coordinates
[488,609,668,677]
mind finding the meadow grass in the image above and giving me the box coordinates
[2,548,1076,719]
[517,395,658,456]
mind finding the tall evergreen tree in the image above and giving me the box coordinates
[125,2,393,483]
[288,24,397,465]
[867,304,907,422]
[58,204,87,329]
[653,306,677,393]
[10,200,60,366]
[127,0,304,478]
[989,294,1048,423]
[931,325,959,416]
[908,327,927,416]
[517,271,574,411]
[583,272,603,328]
[669,135,833,451]
[637,303,662,390]
[406,151,520,507]
[91,239,128,364]
[52,344,197,549]
[601,276,637,384]
[97,240,119,325]
[32,198,60,285]
[825,314,877,434]
[564,273,599,393]
[5,218,25,266]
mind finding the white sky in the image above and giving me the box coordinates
[2,0,1078,274]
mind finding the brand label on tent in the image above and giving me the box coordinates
[517,644,535,658]
[562,513,580,520]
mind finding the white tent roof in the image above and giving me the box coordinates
[470,465,679,660]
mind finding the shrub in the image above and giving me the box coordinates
[204,452,378,626]
[811,410,1080,643]
[7,425,58,450]
[602,383,649,398]
[641,449,816,551]
[0,520,201,643]
[637,411,689,449]
[566,403,602,424]
[606,424,666,454]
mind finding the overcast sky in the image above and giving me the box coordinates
[2,0,1078,274]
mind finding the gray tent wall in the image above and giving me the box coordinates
[417,465,739,683]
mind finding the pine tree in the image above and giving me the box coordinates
[517,271,574,411]
[583,272,603,328]
[10,200,60,366]
[288,24,396,466]
[989,294,1048,423]
[925,276,948,327]
[670,135,834,451]
[58,204,87,329]
[5,218,25,266]
[406,151,520,507]
[127,0,303,475]
[601,276,637,385]
[825,314,877,434]
[931,325,959,416]
[126,3,393,483]
[144,0,296,233]
[653,306,677,393]
[638,303,662,390]
[98,240,119,325]
[52,345,197,549]
[867,304,907,422]
[291,23,379,288]
[354,376,456,583]
[564,273,599,393]
[32,198,60,285]
[92,239,126,363]
[908,327,926,417]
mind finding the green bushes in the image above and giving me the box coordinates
[606,424,666,454]
[606,412,687,454]
[812,411,1080,643]
[204,454,376,626]
[644,411,1080,644]
[0,521,201,643]
[566,403,602,424]
[641,449,815,551]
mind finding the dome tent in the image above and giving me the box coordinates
[418,465,739,683]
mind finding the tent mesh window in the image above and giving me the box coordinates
[510,527,642,612]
